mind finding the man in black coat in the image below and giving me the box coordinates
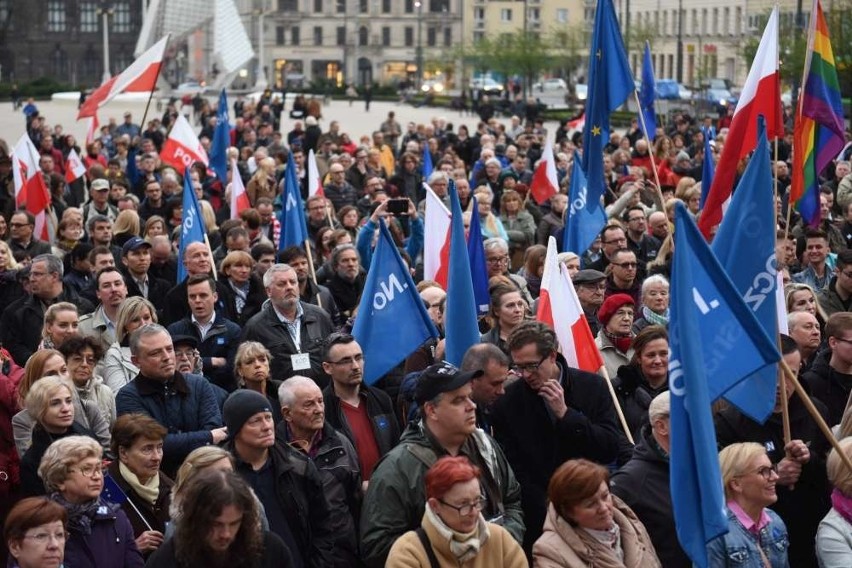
[491,320,620,553]
[324,244,366,319]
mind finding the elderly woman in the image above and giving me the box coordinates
[58,334,115,428]
[817,437,852,567]
[387,456,526,567]
[613,326,669,439]
[632,275,670,333]
[558,252,581,278]
[107,413,172,556]
[480,283,528,356]
[234,342,283,423]
[19,377,100,497]
[102,297,157,393]
[39,436,144,567]
[13,352,110,460]
[39,302,79,350]
[707,442,790,567]
[4,497,68,568]
[595,294,636,379]
[219,250,265,325]
[533,458,661,567]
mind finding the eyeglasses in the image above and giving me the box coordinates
[612,261,638,269]
[23,531,68,544]
[69,355,97,365]
[746,464,779,481]
[511,354,549,375]
[627,217,645,222]
[175,350,195,360]
[328,354,364,366]
[839,271,852,279]
[833,337,852,345]
[69,463,105,478]
[10,222,31,228]
[486,256,509,265]
[580,283,607,292]
[438,496,487,516]
[603,237,627,245]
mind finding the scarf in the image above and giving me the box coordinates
[119,461,160,506]
[50,492,104,536]
[603,329,633,353]
[642,305,669,327]
[425,504,490,564]
[832,488,852,525]
[584,523,624,562]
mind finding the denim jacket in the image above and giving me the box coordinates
[707,507,790,567]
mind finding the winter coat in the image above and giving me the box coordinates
[817,277,852,317]
[491,352,621,552]
[816,508,852,568]
[167,314,242,392]
[360,421,525,568]
[0,356,24,498]
[13,398,111,458]
[54,498,144,568]
[595,330,634,383]
[612,364,668,441]
[20,423,98,497]
[802,355,852,426]
[145,531,293,568]
[218,275,266,325]
[102,342,138,394]
[105,461,173,539]
[533,498,661,568]
[501,210,536,249]
[610,426,691,568]
[115,372,222,477]
[75,377,116,427]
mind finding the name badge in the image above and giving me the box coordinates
[291,353,311,371]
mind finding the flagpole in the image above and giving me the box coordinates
[139,35,171,135]
[781,359,852,475]
[632,91,666,210]
[204,234,218,280]
[303,239,323,310]
[777,334,792,446]
[598,366,635,444]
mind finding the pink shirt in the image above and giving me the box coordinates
[727,500,771,536]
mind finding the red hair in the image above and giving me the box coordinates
[424,456,480,500]
[548,459,609,520]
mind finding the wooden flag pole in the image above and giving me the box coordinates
[633,90,667,211]
[777,336,792,446]
[303,239,323,310]
[598,365,634,445]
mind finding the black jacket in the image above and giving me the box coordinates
[802,352,852,426]
[0,288,95,365]
[120,269,171,317]
[324,271,366,318]
[21,422,97,497]
[105,461,173,544]
[610,426,691,568]
[167,315,242,392]
[715,393,832,568]
[146,531,293,568]
[161,278,230,326]
[241,302,333,387]
[612,363,668,441]
[300,278,343,328]
[323,384,401,474]
[217,275,266,326]
[490,353,621,552]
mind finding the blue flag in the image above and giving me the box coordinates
[353,219,439,384]
[711,116,778,422]
[101,474,128,505]
[444,179,481,366]
[669,202,780,567]
[279,151,309,252]
[638,42,657,140]
[700,127,715,209]
[582,0,633,212]
[467,196,490,316]
[563,151,606,255]
[177,168,208,283]
[422,145,433,180]
[209,89,230,184]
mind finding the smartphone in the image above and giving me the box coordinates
[387,198,409,216]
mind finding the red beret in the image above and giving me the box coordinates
[598,293,635,325]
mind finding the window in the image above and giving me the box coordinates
[382,0,391,13]
[427,27,436,46]
[358,26,367,46]
[428,0,444,12]
[359,0,368,13]
[279,0,298,10]
[83,45,99,78]
[662,11,667,36]
[473,30,484,42]
[337,26,345,45]
[52,45,66,77]
[443,27,451,46]
[404,26,413,46]
[314,0,322,12]
[404,0,414,13]
[276,26,285,45]
[313,26,323,45]
[500,8,511,22]
[80,2,98,33]
[556,9,568,23]
[723,7,730,34]
[336,0,345,14]
[735,7,742,34]
[47,0,66,32]
[0,0,9,25]
[291,26,300,45]
[382,26,390,46]
[112,1,131,33]
[691,9,697,34]
[529,7,540,22]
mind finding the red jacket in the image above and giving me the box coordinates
[0,349,25,489]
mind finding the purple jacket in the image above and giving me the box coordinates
[62,499,144,568]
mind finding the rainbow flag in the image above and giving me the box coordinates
[791,0,845,226]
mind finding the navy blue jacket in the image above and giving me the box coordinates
[167,315,242,392]
[55,497,145,568]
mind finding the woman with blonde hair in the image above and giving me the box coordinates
[219,251,265,325]
[102,297,157,393]
[785,282,828,329]
[474,187,509,241]
[233,342,282,423]
[198,200,221,250]
[246,157,277,206]
[112,209,141,248]
[39,302,79,350]
[143,215,167,240]
[817,437,852,566]
[51,218,85,259]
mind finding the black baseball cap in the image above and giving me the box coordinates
[414,362,483,406]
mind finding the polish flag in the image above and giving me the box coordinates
[85,115,100,146]
[65,148,87,183]
[307,149,324,197]
[230,158,250,219]
[529,137,559,204]
[77,36,169,119]
[776,271,788,335]
[160,114,209,171]
[423,183,451,288]
[567,112,586,134]
[537,236,604,372]
[698,7,782,239]
[13,135,51,241]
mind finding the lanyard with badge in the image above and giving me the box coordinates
[287,319,311,371]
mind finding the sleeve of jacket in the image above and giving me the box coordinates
[304,459,338,568]
[81,398,113,454]
[116,510,146,568]
[491,435,525,545]
[192,377,224,431]
[816,518,852,568]
[1,305,31,367]
[556,372,620,464]
[405,217,425,262]
[356,218,376,270]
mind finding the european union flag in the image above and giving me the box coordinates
[444,179,481,366]
[711,116,778,422]
[582,0,633,211]
[177,168,208,283]
[353,219,439,384]
[467,196,490,315]
[700,127,715,209]
[638,41,657,140]
[279,150,309,252]
[422,145,433,180]
[101,474,128,505]
[209,89,230,184]
[563,151,606,256]
[669,202,780,567]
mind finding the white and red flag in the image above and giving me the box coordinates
[65,148,87,183]
[85,115,100,146]
[13,135,51,241]
[529,137,559,204]
[230,158,251,219]
[77,36,169,119]
[423,183,451,288]
[160,114,209,171]
[537,236,604,373]
[307,149,324,197]
[698,8,782,239]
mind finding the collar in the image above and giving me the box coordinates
[191,312,216,327]
[284,422,323,456]
[273,301,303,324]
[135,372,191,396]
[727,500,771,535]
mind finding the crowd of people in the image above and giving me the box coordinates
[2,89,852,568]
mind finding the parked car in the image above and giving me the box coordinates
[532,78,568,91]
[655,79,693,100]
[574,83,588,101]
[470,77,504,95]
[421,79,445,93]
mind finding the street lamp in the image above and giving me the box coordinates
[255,0,274,90]
[98,2,113,83]
[415,0,423,89]
[676,0,683,82]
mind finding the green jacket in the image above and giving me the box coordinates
[359,421,525,568]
